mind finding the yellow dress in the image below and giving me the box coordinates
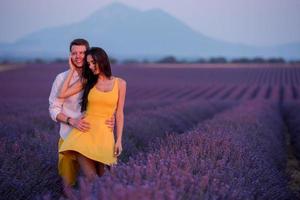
[59,78,119,166]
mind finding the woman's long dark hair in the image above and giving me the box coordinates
[81,47,112,112]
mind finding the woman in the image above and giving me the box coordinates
[58,47,126,182]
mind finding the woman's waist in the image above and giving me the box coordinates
[85,112,114,119]
[80,115,113,132]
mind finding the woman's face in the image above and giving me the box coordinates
[87,55,100,75]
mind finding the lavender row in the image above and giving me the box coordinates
[61,100,294,200]
[2,64,300,104]
[121,100,233,160]
[118,64,300,86]
[0,99,232,199]
[124,99,173,114]
[0,100,61,199]
[2,64,300,101]
[283,102,300,159]
[129,84,300,102]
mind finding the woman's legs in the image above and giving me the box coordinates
[97,163,105,177]
[76,153,107,182]
[76,153,98,183]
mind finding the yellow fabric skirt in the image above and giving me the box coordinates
[58,138,79,186]
[59,115,117,166]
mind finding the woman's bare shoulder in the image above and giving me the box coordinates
[115,77,127,87]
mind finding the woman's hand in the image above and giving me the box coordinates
[114,141,122,157]
[68,56,76,71]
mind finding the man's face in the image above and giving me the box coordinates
[70,45,87,68]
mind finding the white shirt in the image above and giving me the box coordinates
[49,70,83,139]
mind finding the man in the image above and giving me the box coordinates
[49,38,113,188]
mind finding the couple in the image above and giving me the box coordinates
[49,38,126,189]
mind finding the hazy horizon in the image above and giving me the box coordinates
[1,0,300,47]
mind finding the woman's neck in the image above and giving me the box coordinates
[98,74,110,81]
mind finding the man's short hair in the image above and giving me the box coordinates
[69,38,90,52]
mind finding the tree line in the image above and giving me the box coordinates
[1,56,300,64]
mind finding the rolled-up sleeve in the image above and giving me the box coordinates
[49,74,63,122]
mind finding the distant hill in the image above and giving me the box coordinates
[0,2,299,60]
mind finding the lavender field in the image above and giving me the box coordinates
[0,63,300,200]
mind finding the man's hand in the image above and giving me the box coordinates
[105,115,115,131]
[69,117,90,132]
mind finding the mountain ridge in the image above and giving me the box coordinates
[0,2,299,60]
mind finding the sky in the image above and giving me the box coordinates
[0,0,300,47]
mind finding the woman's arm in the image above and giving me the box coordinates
[58,57,84,99]
[114,78,127,157]
[58,74,83,99]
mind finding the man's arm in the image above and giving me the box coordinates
[56,113,90,132]
[49,74,64,122]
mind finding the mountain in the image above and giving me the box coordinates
[0,2,299,60]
